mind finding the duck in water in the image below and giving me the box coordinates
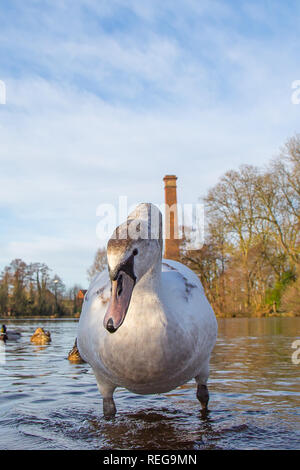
[1,324,21,341]
[30,327,51,344]
[68,338,85,363]
[0,325,7,342]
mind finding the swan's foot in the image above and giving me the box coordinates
[196,384,209,410]
[103,397,116,418]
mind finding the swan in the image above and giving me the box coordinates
[78,203,217,417]
[1,324,21,341]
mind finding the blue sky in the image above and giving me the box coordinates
[0,0,299,287]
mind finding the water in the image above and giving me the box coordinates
[0,318,299,450]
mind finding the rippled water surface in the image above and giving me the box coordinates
[0,317,299,450]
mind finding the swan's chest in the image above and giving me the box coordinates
[97,305,201,389]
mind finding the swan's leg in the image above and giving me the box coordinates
[103,396,116,418]
[94,373,117,418]
[195,364,210,410]
[196,383,209,410]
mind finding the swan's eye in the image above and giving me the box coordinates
[133,248,138,256]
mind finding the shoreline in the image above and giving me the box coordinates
[0,313,298,320]
[0,317,79,321]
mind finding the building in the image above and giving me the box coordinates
[163,175,180,260]
[77,289,87,300]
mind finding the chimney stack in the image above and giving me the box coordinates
[163,175,179,260]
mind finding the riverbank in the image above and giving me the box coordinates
[217,311,299,318]
[1,312,299,320]
[0,316,80,320]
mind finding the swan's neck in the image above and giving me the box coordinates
[134,256,162,296]
[128,255,165,327]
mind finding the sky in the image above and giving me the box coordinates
[0,0,299,287]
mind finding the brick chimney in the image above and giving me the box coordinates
[163,175,179,260]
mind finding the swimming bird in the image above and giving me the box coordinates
[68,338,85,363]
[0,328,7,342]
[30,327,51,344]
[78,203,217,417]
[1,324,21,341]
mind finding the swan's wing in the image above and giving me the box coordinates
[84,269,111,305]
[77,269,111,363]
[161,259,217,358]
[162,258,204,303]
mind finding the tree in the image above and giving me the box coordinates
[0,259,72,317]
[255,135,300,264]
[181,134,300,316]
[87,247,107,282]
[49,275,66,316]
[0,268,10,316]
[30,262,52,314]
[68,284,84,314]
[204,165,263,312]
[281,266,300,315]
[9,259,28,316]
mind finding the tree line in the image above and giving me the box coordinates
[181,135,300,316]
[0,259,83,317]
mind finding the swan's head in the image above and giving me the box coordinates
[104,203,162,333]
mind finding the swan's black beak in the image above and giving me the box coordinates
[106,318,116,333]
[103,271,135,333]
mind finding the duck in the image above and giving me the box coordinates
[78,203,217,417]
[1,324,21,341]
[30,327,51,344]
[0,325,7,343]
[68,338,85,363]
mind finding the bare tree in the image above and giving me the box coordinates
[87,247,108,282]
[181,135,299,316]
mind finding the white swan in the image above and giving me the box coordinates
[78,203,217,417]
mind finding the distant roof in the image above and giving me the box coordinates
[77,289,87,299]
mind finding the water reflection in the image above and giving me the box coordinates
[0,317,299,449]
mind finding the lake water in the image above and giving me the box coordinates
[0,317,299,450]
